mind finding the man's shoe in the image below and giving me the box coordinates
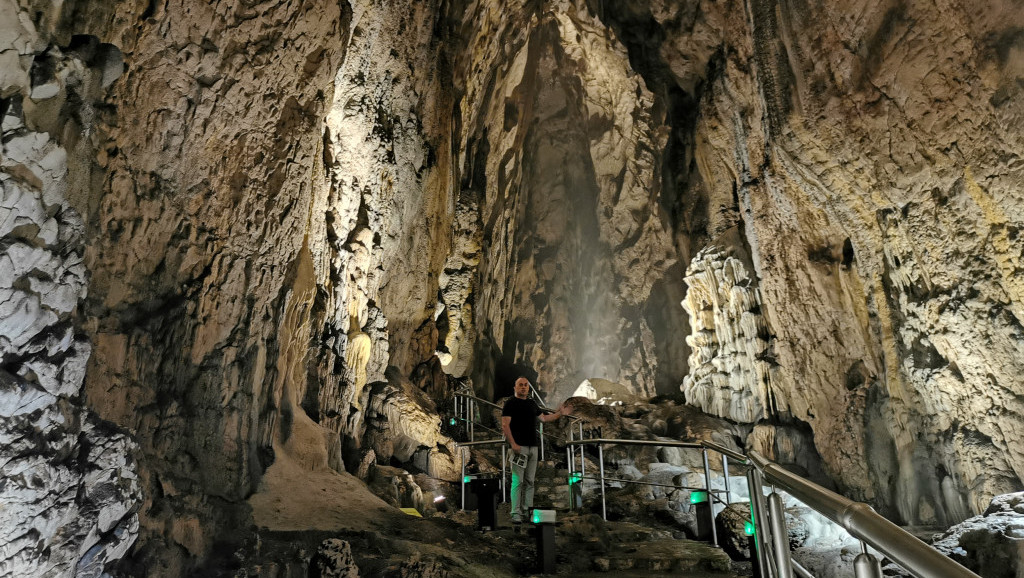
[510,514,522,524]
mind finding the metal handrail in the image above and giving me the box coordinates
[567,437,722,546]
[702,440,748,463]
[561,437,978,578]
[747,450,981,578]
[453,391,579,462]
[569,438,703,449]
[456,438,508,509]
[457,392,503,410]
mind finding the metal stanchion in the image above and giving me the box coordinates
[539,422,545,461]
[722,454,731,505]
[579,422,585,477]
[747,468,769,578]
[768,491,794,578]
[566,445,573,510]
[853,543,883,578]
[461,447,466,510]
[469,399,475,441]
[701,448,719,546]
[598,444,606,520]
[501,445,507,502]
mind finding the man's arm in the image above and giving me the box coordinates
[501,416,521,452]
[538,402,566,423]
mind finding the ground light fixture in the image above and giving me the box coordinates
[532,510,557,573]
[532,509,557,524]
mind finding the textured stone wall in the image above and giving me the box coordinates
[0,5,141,575]
[650,0,1024,523]
[451,0,683,401]
[2,0,1024,573]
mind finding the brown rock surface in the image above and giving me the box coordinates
[2,0,1024,574]
[662,0,1024,524]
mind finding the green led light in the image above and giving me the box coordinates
[744,521,756,536]
[690,490,708,504]
[532,510,542,524]
[463,475,471,484]
[568,473,583,485]
[449,418,457,426]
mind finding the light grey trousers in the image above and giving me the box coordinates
[509,445,539,520]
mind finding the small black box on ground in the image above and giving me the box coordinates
[695,501,712,540]
[470,477,500,530]
[535,522,556,573]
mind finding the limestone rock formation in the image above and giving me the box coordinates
[452,0,683,401]
[313,539,360,578]
[663,0,1024,525]
[932,491,1024,578]
[1,11,141,576]
[682,244,773,422]
[2,0,1024,574]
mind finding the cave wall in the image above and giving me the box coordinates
[4,0,460,573]
[641,0,1024,524]
[1,3,140,575]
[451,0,682,402]
[2,0,1024,574]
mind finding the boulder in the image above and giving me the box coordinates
[313,539,359,578]
[932,492,1024,578]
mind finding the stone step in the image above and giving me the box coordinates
[590,538,734,573]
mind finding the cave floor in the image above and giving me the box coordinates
[204,497,750,576]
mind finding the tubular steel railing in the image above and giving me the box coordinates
[453,391,582,504]
[566,438,729,547]
[563,436,981,578]
[745,450,982,578]
[455,438,507,510]
[452,391,581,465]
[452,393,978,578]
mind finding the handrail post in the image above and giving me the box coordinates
[469,399,475,442]
[701,448,719,546]
[568,423,575,476]
[747,467,770,578]
[566,445,573,511]
[722,454,731,505]
[579,422,585,477]
[501,444,507,503]
[598,443,607,521]
[854,543,882,578]
[768,491,794,578]
[461,446,466,510]
[539,422,545,461]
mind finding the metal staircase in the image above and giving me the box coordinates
[447,389,983,578]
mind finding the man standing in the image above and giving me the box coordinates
[501,376,568,524]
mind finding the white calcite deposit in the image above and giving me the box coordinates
[0,12,140,575]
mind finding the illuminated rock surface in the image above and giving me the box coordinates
[0,0,1022,574]
[932,491,1024,578]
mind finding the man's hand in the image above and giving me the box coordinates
[511,443,522,453]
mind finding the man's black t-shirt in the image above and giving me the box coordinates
[502,397,541,447]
